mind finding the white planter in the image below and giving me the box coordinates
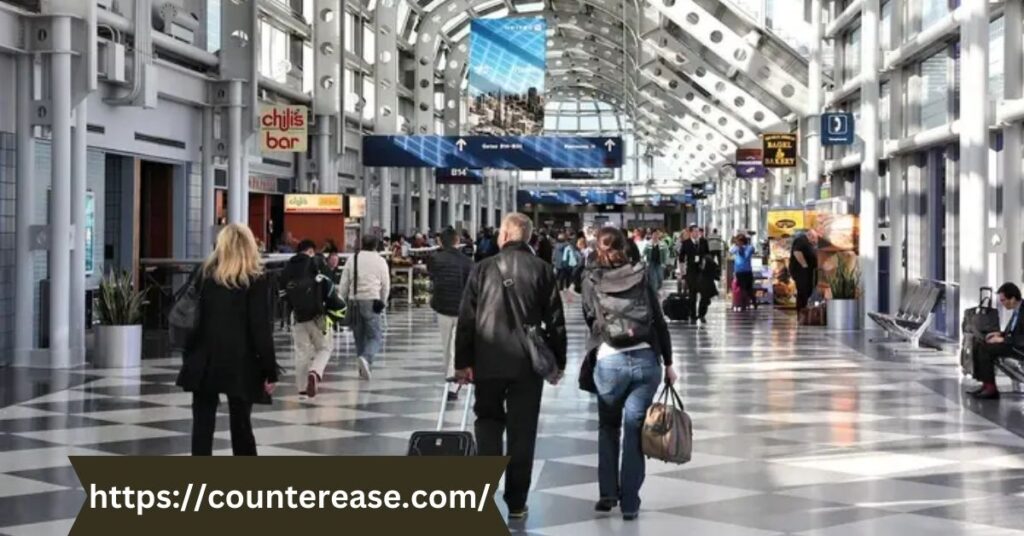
[94,325,143,368]
[826,299,861,331]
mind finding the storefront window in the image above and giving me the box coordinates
[362,77,375,121]
[363,22,375,65]
[880,1,893,52]
[345,13,356,52]
[919,50,949,131]
[919,0,950,33]
[989,16,1005,102]
[843,27,860,83]
[259,20,291,83]
[880,81,891,139]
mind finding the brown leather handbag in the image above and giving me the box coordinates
[642,384,693,464]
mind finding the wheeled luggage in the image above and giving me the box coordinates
[960,332,980,376]
[962,287,1001,337]
[407,382,476,456]
[662,278,690,322]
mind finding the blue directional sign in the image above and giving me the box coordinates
[362,136,624,170]
[822,112,855,146]
[517,189,627,206]
[435,168,484,184]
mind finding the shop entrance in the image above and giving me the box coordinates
[140,160,174,260]
[248,192,285,252]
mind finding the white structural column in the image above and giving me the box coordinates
[227,79,245,223]
[70,100,87,362]
[805,0,823,202]
[317,115,332,192]
[732,176,743,233]
[1003,0,1023,284]
[485,175,495,228]
[887,0,906,314]
[419,168,430,232]
[401,171,413,234]
[959,0,990,312]
[49,15,73,367]
[470,185,480,236]
[14,54,34,362]
[749,178,761,236]
[859,0,880,323]
[447,185,459,227]
[201,107,216,253]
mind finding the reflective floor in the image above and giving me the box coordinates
[1,292,1024,535]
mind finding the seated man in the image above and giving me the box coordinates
[969,282,1024,400]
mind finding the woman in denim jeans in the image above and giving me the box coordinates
[581,227,677,521]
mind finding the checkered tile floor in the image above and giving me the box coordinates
[2,292,1024,535]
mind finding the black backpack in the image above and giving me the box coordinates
[590,266,653,348]
[284,256,326,323]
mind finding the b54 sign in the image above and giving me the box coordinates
[260,105,308,152]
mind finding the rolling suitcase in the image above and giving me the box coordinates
[407,382,476,456]
[662,278,689,322]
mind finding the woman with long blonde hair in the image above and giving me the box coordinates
[176,223,279,456]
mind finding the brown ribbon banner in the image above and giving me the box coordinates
[70,456,509,536]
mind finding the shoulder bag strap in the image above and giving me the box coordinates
[495,255,525,325]
[352,251,360,298]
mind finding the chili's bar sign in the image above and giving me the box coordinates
[762,133,797,168]
[285,194,343,214]
[260,105,308,152]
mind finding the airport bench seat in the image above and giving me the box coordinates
[868,282,942,349]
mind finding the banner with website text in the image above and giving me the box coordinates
[70,456,509,536]
[467,17,547,136]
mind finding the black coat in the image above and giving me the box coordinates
[455,242,568,379]
[580,263,673,365]
[428,246,474,317]
[176,273,280,402]
[679,238,710,274]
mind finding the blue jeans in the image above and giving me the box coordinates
[647,264,664,294]
[352,300,383,363]
[594,348,662,514]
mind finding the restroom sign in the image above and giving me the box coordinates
[260,105,308,152]
[762,133,797,168]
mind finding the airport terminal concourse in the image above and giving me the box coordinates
[1,0,1024,534]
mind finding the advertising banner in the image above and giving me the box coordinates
[260,105,308,152]
[468,17,546,135]
[735,148,766,178]
[766,208,806,309]
[762,133,798,168]
[703,181,717,195]
[362,135,623,169]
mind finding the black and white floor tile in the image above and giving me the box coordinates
[1,290,1024,535]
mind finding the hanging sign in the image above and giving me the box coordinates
[821,112,855,146]
[762,133,797,168]
[260,105,308,152]
[735,148,766,178]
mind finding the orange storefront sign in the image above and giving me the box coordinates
[285,194,343,214]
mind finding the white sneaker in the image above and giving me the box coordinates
[358,357,372,380]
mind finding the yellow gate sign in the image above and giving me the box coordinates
[260,105,308,152]
[762,133,797,168]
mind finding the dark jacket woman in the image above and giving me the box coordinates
[577,227,677,520]
[176,223,279,456]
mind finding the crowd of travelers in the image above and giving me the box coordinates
[175,215,769,521]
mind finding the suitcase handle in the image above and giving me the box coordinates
[980,287,994,308]
[436,380,474,432]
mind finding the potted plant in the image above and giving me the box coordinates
[825,254,861,331]
[94,270,148,368]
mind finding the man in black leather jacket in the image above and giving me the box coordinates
[455,213,567,520]
[428,227,474,400]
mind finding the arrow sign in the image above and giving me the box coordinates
[362,135,624,169]
[604,139,616,151]
[455,138,467,151]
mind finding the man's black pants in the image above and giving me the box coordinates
[474,375,544,511]
[685,271,701,319]
[793,271,814,311]
[973,342,1011,384]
